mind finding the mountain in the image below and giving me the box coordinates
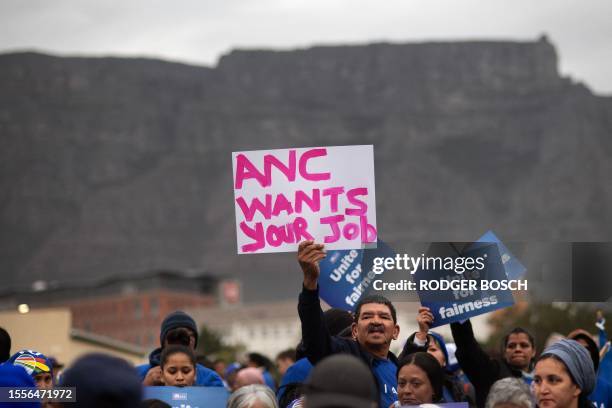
[1,36,611,302]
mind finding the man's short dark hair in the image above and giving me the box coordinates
[276,348,296,362]
[248,352,273,370]
[354,295,397,323]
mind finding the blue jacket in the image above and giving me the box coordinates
[298,286,399,408]
[263,369,277,391]
[277,357,313,403]
[136,347,224,387]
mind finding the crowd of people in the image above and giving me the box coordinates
[0,239,610,408]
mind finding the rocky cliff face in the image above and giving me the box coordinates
[1,38,611,301]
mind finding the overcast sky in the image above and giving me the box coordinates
[1,0,611,94]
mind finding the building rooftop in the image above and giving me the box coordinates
[0,269,218,311]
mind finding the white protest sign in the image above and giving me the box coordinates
[232,145,377,254]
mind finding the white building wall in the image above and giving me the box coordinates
[224,319,301,359]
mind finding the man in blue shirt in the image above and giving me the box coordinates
[297,240,400,408]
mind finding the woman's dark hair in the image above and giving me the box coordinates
[503,328,535,348]
[276,348,297,362]
[160,345,196,368]
[397,352,444,402]
[164,327,193,347]
[502,327,536,369]
[140,399,171,408]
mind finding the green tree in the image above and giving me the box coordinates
[196,325,245,363]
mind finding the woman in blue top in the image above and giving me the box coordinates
[394,352,444,407]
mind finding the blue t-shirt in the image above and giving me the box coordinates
[277,358,313,402]
[263,369,277,392]
[372,357,398,408]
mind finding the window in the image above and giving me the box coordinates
[150,298,159,317]
[134,299,142,318]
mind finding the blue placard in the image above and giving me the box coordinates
[318,239,396,311]
[143,386,229,408]
[414,241,514,327]
[599,346,612,391]
[476,230,526,280]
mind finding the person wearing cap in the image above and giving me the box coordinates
[567,329,612,408]
[297,241,400,408]
[533,338,596,408]
[57,353,142,408]
[399,307,473,405]
[303,354,378,408]
[136,310,224,387]
[7,349,53,390]
[0,363,41,408]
